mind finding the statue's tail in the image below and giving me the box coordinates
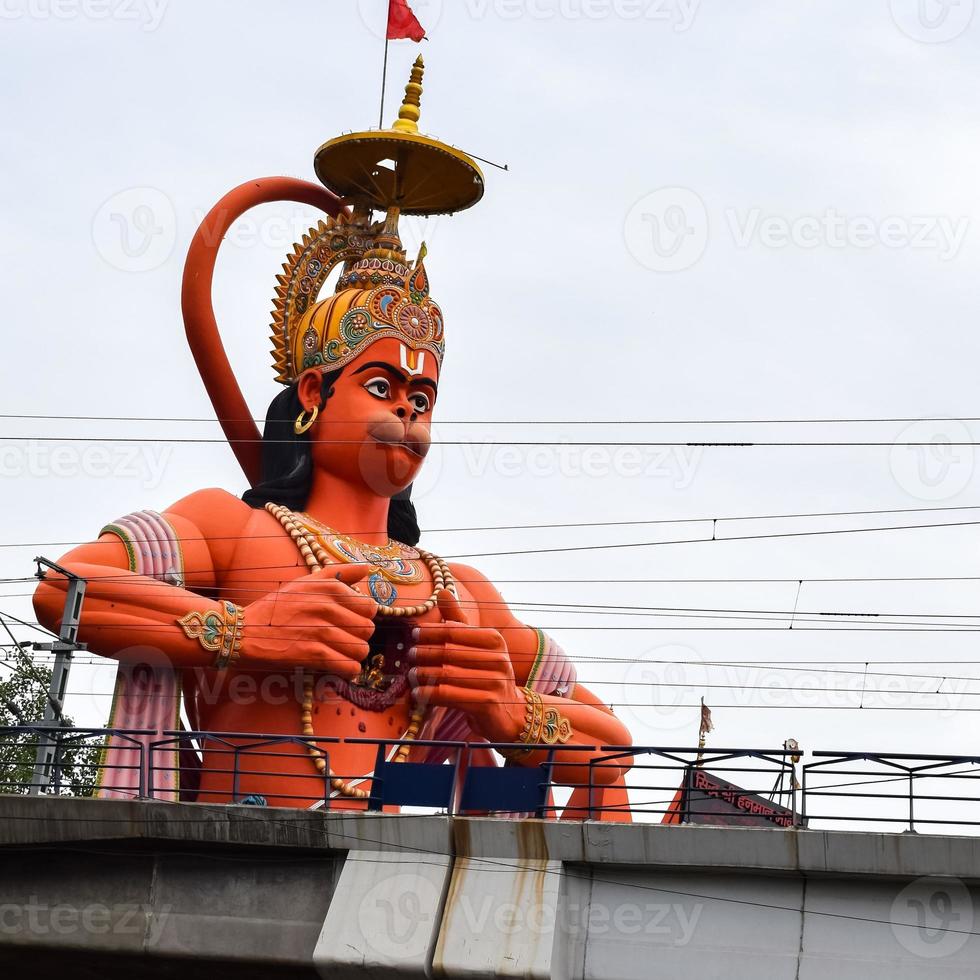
[181,178,344,486]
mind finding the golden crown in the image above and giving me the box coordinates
[270,58,484,386]
[271,210,443,384]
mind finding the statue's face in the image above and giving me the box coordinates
[303,336,440,497]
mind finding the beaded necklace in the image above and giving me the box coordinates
[298,511,426,587]
[266,502,454,799]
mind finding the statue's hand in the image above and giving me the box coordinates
[409,590,521,741]
[243,566,377,677]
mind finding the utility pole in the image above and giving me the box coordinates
[29,558,87,795]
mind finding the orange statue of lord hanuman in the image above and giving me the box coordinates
[33,59,633,816]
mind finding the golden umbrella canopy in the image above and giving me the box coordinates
[314,57,485,217]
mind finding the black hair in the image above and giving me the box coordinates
[242,370,422,545]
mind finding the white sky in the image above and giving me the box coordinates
[2,0,980,821]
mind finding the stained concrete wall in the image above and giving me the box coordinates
[0,795,978,978]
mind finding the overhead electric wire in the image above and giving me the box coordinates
[16,650,980,689]
[7,435,980,447]
[3,684,977,709]
[2,501,980,551]
[7,573,980,587]
[0,612,27,648]
[15,649,980,693]
[0,613,57,698]
[1,517,977,584]
[9,614,980,633]
[12,582,980,626]
[15,579,980,632]
[0,609,57,639]
[11,681,975,702]
[4,412,980,425]
[14,586,980,632]
[15,652,980,673]
[444,519,980,559]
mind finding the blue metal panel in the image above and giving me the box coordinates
[460,765,547,814]
[368,760,456,811]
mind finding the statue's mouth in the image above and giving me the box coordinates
[367,423,427,459]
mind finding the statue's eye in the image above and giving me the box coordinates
[364,377,391,399]
[410,392,431,414]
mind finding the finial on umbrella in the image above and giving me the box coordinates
[392,56,425,134]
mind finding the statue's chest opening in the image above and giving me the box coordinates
[326,618,416,711]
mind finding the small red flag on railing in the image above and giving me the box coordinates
[387,0,426,41]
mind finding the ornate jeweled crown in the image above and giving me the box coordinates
[270,57,483,386]
[270,210,443,384]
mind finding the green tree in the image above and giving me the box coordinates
[0,646,101,796]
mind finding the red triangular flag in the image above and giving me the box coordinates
[699,698,714,738]
[387,0,425,41]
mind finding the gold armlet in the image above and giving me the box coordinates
[500,687,573,760]
[177,601,244,669]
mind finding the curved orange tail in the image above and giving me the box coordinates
[181,178,344,486]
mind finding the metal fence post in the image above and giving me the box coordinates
[587,757,595,820]
[790,764,797,828]
[908,770,915,833]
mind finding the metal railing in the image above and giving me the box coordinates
[4,725,980,832]
[576,746,799,824]
[802,751,980,833]
[0,725,151,797]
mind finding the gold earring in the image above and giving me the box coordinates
[294,405,319,435]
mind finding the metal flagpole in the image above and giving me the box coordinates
[379,0,391,128]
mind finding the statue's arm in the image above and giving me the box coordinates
[434,564,633,785]
[32,489,253,669]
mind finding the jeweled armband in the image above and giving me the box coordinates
[177,601,244,669]
[501,687,573,760]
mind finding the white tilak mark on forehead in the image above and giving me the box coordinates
[400,345,425,377]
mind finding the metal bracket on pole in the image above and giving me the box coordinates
[29,558,87,795]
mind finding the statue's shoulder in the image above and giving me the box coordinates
[164,487,254,535]
[159,489,260,581]
[445,561,491,589]
[446,562,505,605]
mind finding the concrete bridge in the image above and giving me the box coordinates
[0,794,978,978]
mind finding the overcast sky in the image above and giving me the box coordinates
[3,1,980,817]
